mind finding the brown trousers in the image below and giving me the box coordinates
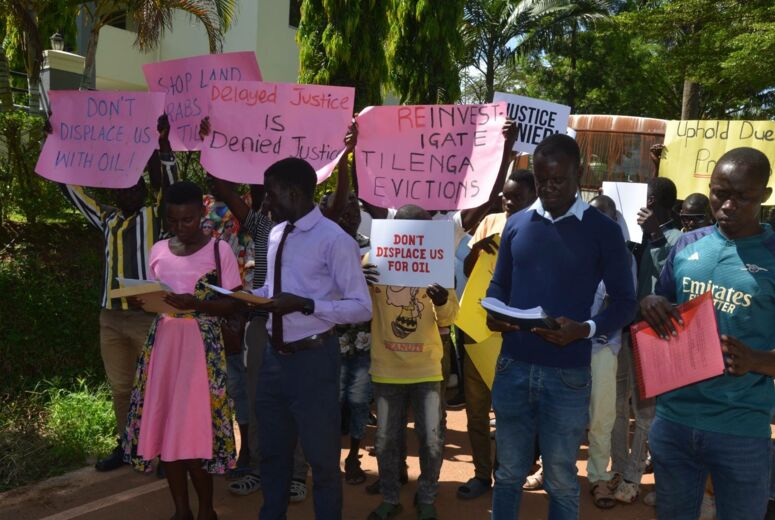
[99,308,155,437]
[463,352,494,481]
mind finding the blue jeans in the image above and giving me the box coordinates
[226,351,249,425]
[256,337,342,520]
[650,416,770,520]
[339,350,372,440]
[491,358,590,520]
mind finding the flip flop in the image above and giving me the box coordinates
[367,502,403,520]
[591,481,617,509]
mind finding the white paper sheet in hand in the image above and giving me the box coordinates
[602,181,648,243]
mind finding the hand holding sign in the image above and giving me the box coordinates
[35,91,166,188]
[492,92,571,154]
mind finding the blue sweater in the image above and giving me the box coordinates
[487,203,637,368]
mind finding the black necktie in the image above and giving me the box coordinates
[271,223,294,348]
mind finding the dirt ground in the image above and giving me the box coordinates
[0,407,657,520]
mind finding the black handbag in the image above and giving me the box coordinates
[214,239,247,355]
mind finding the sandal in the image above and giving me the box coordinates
[457,477,491,499]
[367,502,403,520]
[344,457,366,485]
[523,466,543,490]
[416,503,438,520]
[590,481,617,509]
[228,473,261,496]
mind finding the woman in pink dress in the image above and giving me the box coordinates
[122,181,243,520]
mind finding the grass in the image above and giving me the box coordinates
[0,379,115,492]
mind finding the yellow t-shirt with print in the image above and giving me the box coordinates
[369,284,460,384]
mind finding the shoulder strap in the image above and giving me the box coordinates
[214,238,223,286]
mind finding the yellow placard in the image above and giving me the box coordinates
[455,236,500,343]
[464,334,502,390]
[660,120,775,203]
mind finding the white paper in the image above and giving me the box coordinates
[115,277,172,292]
[602,181,648,243]
[481,297,547,319]
[369,219,455,288]
[493,92,572,154]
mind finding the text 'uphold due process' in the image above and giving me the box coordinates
[143,51,262,152]
[198,81,355,184]
[355,103,507,211]
[35,91,166,188]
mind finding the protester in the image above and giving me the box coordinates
[49,114,177,472]
[678,192,713,232]
[613,176,682,504]
[641,147,775,520]
[121,180,242,520]
[587,195,637,510]
[250,157,371,519]
[486,134,637,519]
[366,204,459,520]
[456,168,537,500]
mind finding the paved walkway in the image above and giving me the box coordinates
[0,408,656,519]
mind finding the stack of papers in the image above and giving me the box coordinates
[480,297,559,330]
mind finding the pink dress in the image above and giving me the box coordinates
[136,238,241,462]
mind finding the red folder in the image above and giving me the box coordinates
[630,292,725,399]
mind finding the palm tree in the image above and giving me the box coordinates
[462,0,612,103]
[78,0,237,90]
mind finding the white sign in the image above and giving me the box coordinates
[493,92,571,154]
[370,220,455,288]
[602,181,648,243]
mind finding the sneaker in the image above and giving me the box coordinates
[228,473,261,496]
[446,392,466,409]
[95,445,125,472]
[614,480,639,504]
[289,479,307,503]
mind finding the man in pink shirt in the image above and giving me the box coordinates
[252,157,372,519]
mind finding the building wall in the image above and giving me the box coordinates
[94,0,298,91]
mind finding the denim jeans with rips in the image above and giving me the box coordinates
[339,350,372,440]
[373,381,443,506]
[491,357,591,520]
[650,416,770,520]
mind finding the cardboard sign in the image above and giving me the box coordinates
[355,103,507,211]
[199,81,354,184]
[143,51,262,151]
[602,181,648,243]
[660,120,775,203]
[370,220,455,288]
[493,92,571,154]
[35,91,166,188]
[455,235,500,343]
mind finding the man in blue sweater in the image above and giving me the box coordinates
[642,147,775,520]
[486,134,637,519]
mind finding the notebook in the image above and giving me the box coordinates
[630,291,724,399]
[480,297,559,331]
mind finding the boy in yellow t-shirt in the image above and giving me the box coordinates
[366,205,460,520]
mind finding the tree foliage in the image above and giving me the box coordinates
[386,0,466,104]
[297,0,389,110]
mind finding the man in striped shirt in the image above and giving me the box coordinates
[57,116,177,471]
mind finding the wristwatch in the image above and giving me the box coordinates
[301,298,315,316]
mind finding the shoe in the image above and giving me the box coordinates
[366,466,408,495]
[367,502,403,520]
[522,466,543,490]
[368,412,377,426]
[614,480,639,504]
[289,479,307,503]
[643,491,657,507]
[95,445,125,472]
[457,477,491,499]
[446,392,466,410]
[447,374,459,389]
[489,418,496,427]
[228,473,261,496]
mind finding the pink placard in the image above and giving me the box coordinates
[143,51,262,151]
[355,103,507,210]
[35,91,167,188]
[199,81,355,184]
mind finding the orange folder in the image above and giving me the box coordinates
[630,291,725,399]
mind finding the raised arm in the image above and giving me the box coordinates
[460,120,517,230]
[321,122,357,222]
[148,114,178,192]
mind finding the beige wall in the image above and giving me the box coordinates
[95,0,298,91]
